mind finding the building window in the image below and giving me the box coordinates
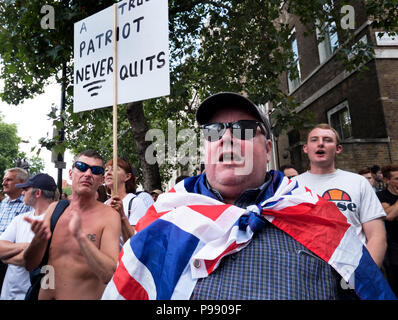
[316,1,339,63]
[288,29,301,93]
[327,101,352,140]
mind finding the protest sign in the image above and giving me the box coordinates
[73,0,170,112]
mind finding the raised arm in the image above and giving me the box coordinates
[108,195,135,243]
[23,208,53,271]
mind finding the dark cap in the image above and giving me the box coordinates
[195,92,271,138]
[15,173,57,192]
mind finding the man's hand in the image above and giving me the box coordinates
[24,217,51,241]
[23,216,52,271]
[68,210,84,240]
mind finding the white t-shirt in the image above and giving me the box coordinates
[294,169,386,244]
[136,191,154,210]
[0,210,44,300]
[121,193,148,226]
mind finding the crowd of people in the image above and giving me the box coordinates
[0,92,397,300]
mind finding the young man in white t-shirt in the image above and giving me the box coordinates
[294,123,386,267]
[0,173,57,299]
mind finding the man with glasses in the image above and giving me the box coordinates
[103,93,394,300]
[24,150,121,300]
[0,173,57,299]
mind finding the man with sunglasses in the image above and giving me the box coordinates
[197,93,272,205]
[103,92,395,300]
[24,150,121,299]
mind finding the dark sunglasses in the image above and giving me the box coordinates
[202,120,266,142]
[73,161,104,175]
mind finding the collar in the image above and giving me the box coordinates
[4,194,24,203]
[204,172,275,209]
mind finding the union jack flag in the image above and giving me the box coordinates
[102,172,396,300]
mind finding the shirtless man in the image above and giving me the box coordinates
[23,150,121,299]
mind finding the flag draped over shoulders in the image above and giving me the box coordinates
[102,171,396,300]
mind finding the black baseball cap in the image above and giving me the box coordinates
[15,173,57,192]
[195,92,272,138]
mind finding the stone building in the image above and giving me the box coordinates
[275,2,398,174]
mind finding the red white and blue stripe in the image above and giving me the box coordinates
[102,171,396,300]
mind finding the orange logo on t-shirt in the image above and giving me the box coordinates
[322,189,351,202]
[322,189,356,213]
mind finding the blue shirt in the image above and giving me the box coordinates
[0,195,32,235]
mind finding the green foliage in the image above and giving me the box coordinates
[0,0,114,104]
[0,114,45,180]
[18,152,45,175]
[62,186,72,196]
[0,114,21,178]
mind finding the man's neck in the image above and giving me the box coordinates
[33,200,51,216]
[205,174,271,206]
[6,192,21,201]
[70,193,97,210]
[308,165,337,175]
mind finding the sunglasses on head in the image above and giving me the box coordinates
[73,161,104,175]
[201,120,266,142]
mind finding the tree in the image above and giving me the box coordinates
[0,114,21,179]
[1,0,397,189]
[16,152,45,175]
[0,114,45,182]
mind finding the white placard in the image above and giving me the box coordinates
[73,0,170,112]
[375,32,398,46]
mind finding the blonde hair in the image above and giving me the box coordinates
[307,123,341,146]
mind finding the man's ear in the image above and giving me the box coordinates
[265,139,272,163]
[35,189,42,199]
[336,144,343,155]
[303,144,308,154]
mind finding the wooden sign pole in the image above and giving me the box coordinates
[112,3,118,196]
